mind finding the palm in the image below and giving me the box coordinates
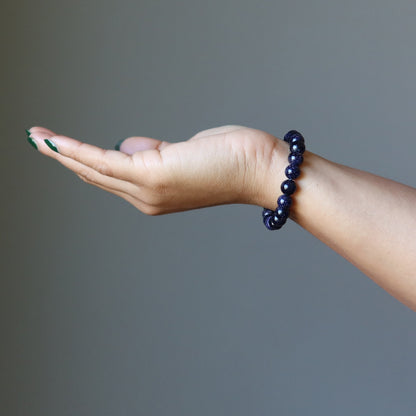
[127,125,279,213]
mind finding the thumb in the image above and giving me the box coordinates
[116,136,171,155]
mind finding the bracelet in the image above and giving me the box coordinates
[262,130,306,230]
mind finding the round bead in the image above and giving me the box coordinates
[275,207,289,219]
[277,194,292,210]
[289,135,305,146]
[263,214,271,229]
[288,152,304,166]
[285,164,301,179]
[262,208,274,218]
[272,215,287,227]
[271,214,287,228]
[264,215,281,230]
[281,179,297,195]
[290,141,305,154]
[284,130,303,143]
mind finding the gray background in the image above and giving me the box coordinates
[1,0,415,415]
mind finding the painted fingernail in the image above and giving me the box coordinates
[45,139,59,153]
[26,132,38,150]
[114,138,125,151]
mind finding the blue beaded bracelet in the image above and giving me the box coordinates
[262,130,306,230]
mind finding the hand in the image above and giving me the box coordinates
[28,125,287,214]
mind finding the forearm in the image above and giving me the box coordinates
[260,142,416,310]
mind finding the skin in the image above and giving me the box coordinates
[28,125,416,311]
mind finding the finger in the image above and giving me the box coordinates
[85,178,161,215]
[63,154,142,197]
[28,126,56,135]
[27,128,163,214]
[28,129,142,194]
[29,128,137,182]
[79,173,144,207]
[117,136,171,155]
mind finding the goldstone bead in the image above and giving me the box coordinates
[277,194,292,210]
[289,135,305,147]
[272,214,287,227]
[281,179,297,195]
[264,215,280,230]
[262,208,274,218]
[288,152,304,166]
[284,130,303,143]
[276,207,289,219]
[285,164,301,179]
[290,141,305,154]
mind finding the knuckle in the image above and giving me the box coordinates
[93,161,113,177]
[92,150,114,176]
[78,175,91,185]
[76,145,114,176]
[78,169,97,184]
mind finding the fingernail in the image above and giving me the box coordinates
[25,129,32,137]
[26,134,38,150]
[114,138,125,151]
[45,139,59,153]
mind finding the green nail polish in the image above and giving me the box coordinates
[45,139,59,153]
[25,129,31,137]
[27,136,38,150]
[115,138,125,151]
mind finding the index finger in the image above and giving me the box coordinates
[29,128,137,181]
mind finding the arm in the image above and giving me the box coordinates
[27,125,416,310]
[260,145,416,310]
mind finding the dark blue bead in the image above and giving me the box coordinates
[284,130,302,143]
[272,213,287,227]
[277,194,292,209]
[288,152,304,166]
[275,207,289,219]
[281,179,296,195]
[263,214,272,228]
[264,215,281,230]
[289,135,305,146]
[290,141,305,154]
[285,164,301,179]
[262,208,274,218]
